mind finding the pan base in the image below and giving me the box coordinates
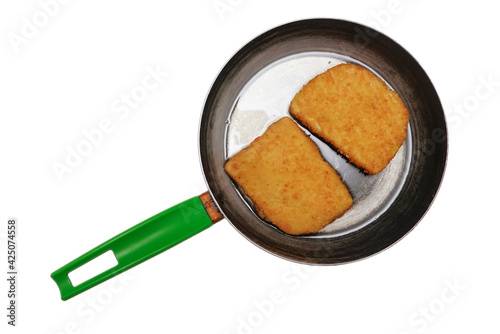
[225,52,412,237]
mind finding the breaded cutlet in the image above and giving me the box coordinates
[224,117,352,235]
[289,63,409,175]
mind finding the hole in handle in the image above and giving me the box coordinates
[68,250,118,287]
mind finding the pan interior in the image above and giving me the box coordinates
[225,52,412,237]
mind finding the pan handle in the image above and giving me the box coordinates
[51,192,223,301]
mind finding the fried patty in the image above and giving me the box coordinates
[224,117,352,235]
[289,63,409,174]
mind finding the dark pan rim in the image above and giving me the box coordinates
[199,18,448,265]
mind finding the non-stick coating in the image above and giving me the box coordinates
[199,19,447,264]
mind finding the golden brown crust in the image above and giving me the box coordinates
[289,63,409,175]
[224,117,352,235]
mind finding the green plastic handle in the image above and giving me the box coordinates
[51,196,213,301]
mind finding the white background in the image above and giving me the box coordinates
[1,1,499,333]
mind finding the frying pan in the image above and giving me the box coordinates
[51,19,447,300]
